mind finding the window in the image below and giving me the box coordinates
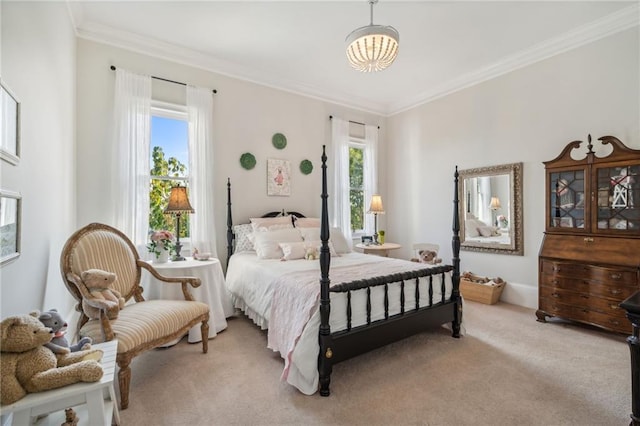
[349,143,365,232]
[149,102,190,238]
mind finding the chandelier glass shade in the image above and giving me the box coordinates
[346,0,399,72]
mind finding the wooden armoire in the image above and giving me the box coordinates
[537,135,640,334]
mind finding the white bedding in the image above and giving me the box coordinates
[225,251,453,395]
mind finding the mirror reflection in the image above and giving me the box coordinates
[458,163,523,256]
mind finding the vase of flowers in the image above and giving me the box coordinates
[378,230,386,245]
[497,215,509,229]
[147,230,174,263]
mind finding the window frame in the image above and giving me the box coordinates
[149,101,191,240]
[348,137,367,237]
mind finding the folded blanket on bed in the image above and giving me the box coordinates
[267,258,436,381]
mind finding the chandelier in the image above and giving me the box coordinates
[345,0,399,72]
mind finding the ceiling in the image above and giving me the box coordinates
[68,1,638,116]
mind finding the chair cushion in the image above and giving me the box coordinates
[79,300,209,353]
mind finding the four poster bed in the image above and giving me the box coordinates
[225,146,462,396]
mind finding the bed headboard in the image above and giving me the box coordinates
[225,178,307,266]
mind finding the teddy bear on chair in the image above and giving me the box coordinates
[411,250,442,265]
[66,269,125,320]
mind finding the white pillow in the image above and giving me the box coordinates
[253,228,303,259]
[299,227,320,242]
[294,217,321,228]
[279,241,307,260]
[330,227,352,254]
[250,216,293,232]
[233,224,254,252]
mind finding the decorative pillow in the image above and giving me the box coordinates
[233,224,255,252]
[466,218,488,237]
[299,227,320,242]
[330,227,352,254]
[279,241,307,260]
[478,226,500,237]
[294,217,321,228]
[253,228,303,259]
[250,216,293,232]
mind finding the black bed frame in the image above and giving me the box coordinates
[226,145,462,396]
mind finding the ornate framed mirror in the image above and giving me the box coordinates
[458,162,523,255]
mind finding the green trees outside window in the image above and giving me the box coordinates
[349,146,364,232]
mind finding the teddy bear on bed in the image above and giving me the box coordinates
[66,269,125,320]
[38,309,92,354]
[410,250,442,265]
[0,311,104,406]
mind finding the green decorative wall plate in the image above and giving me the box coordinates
[300,159,313,175]
[272,133,287,150]
[240,153,256,170]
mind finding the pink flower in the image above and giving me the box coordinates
[150,230,174,242]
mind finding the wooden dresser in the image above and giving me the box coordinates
[537,135,640,334]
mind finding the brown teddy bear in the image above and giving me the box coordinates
[0,312,104,406]
[66,269,125,320]
[410,250,442,265]
[62,407,79,426]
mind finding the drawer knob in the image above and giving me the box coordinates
[609,304,620,310]
[610,320,620,326]
[552,293,559,298]
[610,289,621,295]
[580,295,589,299]
[583,237,594,243]
[610,273,622,280]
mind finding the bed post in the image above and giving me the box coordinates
[227,177,233,269]
[318,145,333,397]
[451,166,462,338]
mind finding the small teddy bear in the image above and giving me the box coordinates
[305,246,319,260]
[61,408,79,426]
[66,269,125,320]
[0,312,104,406]
[38,309,92,354]
[411,250,442,265]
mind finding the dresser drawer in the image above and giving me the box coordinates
[539,298,632,334]
[541,260,638,285]
[540,275,637,299]
[539,286,627,319]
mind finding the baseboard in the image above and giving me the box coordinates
[500,281,537,309]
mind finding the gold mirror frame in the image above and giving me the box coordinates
[458,162,524,256]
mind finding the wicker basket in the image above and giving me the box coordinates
[460,278,505,305]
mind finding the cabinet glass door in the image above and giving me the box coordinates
[595,164,640,231]
[549,170,585,230]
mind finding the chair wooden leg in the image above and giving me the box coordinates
[201,317,209,354]
[117,355,132,410]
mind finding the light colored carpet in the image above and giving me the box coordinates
[117,301,632,425]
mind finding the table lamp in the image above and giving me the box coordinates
[367,194,385,245]
[164,186,195,261]
[489,196,501,227]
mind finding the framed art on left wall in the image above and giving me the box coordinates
[0,79,20,165]
[0,189,21,265]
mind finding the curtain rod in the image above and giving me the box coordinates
[329,115,380,129]
[109,65,217,94]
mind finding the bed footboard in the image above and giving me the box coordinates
[317,146,462,397]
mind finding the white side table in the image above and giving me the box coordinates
[142,257,234,342]
[0,340,119,426]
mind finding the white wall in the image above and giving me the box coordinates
[0,3,77,316]
[386,28,640,308]
[75,39,384,265]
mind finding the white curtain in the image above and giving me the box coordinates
[187,85,217,257]
[112,68,151,246]
[330,117,352,240]
[363,124,379,236]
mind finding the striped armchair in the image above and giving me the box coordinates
[60,223,210,410]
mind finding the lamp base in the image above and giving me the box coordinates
[173,240,186,261]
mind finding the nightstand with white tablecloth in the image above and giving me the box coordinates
[142,257,234,342]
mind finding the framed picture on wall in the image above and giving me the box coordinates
[267,158,291,196]
[0,189,21,265]
[0,80,20,165]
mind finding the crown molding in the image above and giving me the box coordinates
[74,3,639,117]
[388,3,639,116]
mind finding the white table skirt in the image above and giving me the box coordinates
[142,257,234,343]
